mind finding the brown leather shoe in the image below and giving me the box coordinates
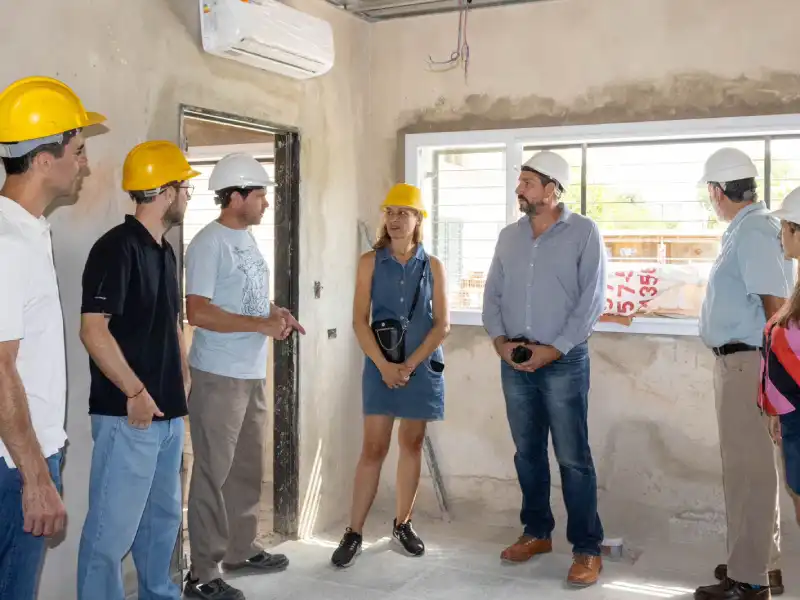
[567,554,603,587]
[500,536,553,562]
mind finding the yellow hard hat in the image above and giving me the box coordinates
[0,76,105,144]
[122,141,201,192]
[380,183,427,218]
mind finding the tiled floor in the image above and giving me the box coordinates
[204,513,800,600]
[178,422,800,599]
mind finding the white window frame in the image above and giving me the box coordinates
[405,114,800,337]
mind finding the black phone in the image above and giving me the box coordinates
[511,345,532,364]
[509,337,533,364]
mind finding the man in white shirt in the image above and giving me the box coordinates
[182,153,304,600]
[0,76,104,600]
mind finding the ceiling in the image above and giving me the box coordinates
[324,0,551,21]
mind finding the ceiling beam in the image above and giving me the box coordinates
[326,0,553,21]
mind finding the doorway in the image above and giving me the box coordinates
[172,106,301,580]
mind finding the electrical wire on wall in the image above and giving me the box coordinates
[427,0,471,81]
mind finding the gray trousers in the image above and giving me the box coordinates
[714,351,781,585]
[187,367,268,583]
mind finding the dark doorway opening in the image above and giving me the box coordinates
[169,105,301,584]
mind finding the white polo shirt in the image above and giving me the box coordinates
[0,195,67,468]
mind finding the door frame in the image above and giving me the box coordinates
[270,129,301,538]
[173,105,302,577]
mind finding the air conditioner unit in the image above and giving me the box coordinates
[199,0,335,80]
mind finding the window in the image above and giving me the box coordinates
[771,139,800,211]
[407,116,800,335]
[426,148,506,311]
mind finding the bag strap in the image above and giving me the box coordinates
[405,258,428,323]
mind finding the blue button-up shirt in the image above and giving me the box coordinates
[482,207,607,355]
[699,202,794,348]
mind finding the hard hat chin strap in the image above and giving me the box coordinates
[0,133,64,158]
[0,128,80,159]
[140,186,166,199]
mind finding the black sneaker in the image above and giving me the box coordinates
[695,578,770,600]
[715,565,784,596]
[393,518,425,556]
[222,550,290,573]
[331,528,362,568]
[183,572,245,600]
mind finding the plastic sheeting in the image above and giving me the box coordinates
[602,263,708,322]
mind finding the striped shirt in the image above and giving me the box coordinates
[759,318,800,416]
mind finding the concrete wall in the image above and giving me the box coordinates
[0,0,368,597]
[366,0,800,541]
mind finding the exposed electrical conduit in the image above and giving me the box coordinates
[427,0,470,80]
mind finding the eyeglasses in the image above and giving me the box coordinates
[179,183,194,198]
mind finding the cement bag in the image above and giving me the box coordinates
[603,263,707,320]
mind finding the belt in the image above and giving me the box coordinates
[712,342,759,357]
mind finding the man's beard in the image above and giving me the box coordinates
[518,195,538,215]
[162,204,184,227]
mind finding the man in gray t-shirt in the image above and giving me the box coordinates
[183,153,305,600]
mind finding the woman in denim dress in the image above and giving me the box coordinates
[331,183,449,568]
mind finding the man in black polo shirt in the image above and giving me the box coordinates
[75,141,201,600]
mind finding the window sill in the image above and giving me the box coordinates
[593,316,699,337]
[450,309,700,337]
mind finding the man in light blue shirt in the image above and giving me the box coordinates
[183,153,304,600]
[696,148,792,600]
[482,151,607,587]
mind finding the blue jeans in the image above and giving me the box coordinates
[780,409,800,495]
[500,343,603,556]
[0,451,63,600]
[77,416,184,600]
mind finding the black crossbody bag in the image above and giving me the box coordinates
[371,259,428,364]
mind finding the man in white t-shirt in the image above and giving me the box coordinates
[0,76,104,600]
[183,153,305,600]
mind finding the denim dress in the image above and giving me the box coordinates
[362,245,445,421]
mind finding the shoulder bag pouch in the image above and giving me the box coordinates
[371,259,427,364]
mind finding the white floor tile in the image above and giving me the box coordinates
[185,515,800,600]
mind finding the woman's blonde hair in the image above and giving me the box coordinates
[372,210,423,250]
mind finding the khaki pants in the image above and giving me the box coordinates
[714,351,781,585]
[187,367,268,583]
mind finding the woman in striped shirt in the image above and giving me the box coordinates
[759,186,800,522]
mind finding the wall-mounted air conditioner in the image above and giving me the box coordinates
[199,0,335,80]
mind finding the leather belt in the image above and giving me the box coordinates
[712,342,759,357]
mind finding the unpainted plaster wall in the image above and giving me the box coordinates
[0,0,369,597]
[366,0,800,541]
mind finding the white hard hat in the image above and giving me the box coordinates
[771,186,800,225]
[208,152,274,191]
[700,147,759,184]
[522,151,571,189]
